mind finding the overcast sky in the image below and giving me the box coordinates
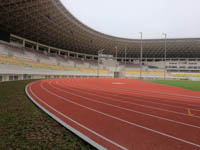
[60,0,200,39]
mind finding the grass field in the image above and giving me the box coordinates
[0,80,96,150]
[148,80,200,91]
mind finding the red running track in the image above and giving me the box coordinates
[25,78,200,150]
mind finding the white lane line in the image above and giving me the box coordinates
[61,80,200,112]
[60,80,200,120]
[51,80,200,129]
[112,82,125,85]
[42,80,200,148]
[110,93,200,112]
[114,86,200,100]
[26,82,127,150]
[109,86,200,108]
[64,79,200,108]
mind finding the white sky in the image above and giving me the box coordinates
[60,0,200,39]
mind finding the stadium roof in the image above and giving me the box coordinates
[0,0,200,58]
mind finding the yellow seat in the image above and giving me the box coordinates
[0,56,110,73]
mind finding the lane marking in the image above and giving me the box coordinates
[114,86,200,100]
[41,80,200,148]
[62,80,200,112]
[51,80,200,129]
[112,82,125,85]
[188,109,193,116]
[111,88,200,108]
[65,79,200,108]
[26,82,127,150]
[60,80,200,120]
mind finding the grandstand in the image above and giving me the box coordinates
[0,39,111,81]
[0,35,200,81]
[0,0,200,82]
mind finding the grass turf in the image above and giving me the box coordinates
[0,80,96,150]
[148,80,200,91]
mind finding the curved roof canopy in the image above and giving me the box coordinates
[0,0,200,58]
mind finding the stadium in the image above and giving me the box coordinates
[0,0,200,150]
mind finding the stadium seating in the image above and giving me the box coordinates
[1,40,200,81]
[171,73,200,77]
[0,55,108,75]
[123,70,165,76]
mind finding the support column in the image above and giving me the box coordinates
[22,39,25,47]
[48,47,50,53]
[3,75,9,82]
[19,75,23,80]
[36,44,39,51]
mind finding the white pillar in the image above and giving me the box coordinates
[36,44,39,51]
[19,75,23,80]
[3,75,9,81]
[22,40,25,47]
[48,47,50,53]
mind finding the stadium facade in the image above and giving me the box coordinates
[0,0,200,81]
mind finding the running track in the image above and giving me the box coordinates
[25,78,200,150]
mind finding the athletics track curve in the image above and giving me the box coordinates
[25,78,200,150]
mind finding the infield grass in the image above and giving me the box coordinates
[148,80,200,91]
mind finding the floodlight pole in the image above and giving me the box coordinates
[163,33,167,80]
[125,46,127,66]
[139,32,143,79]
[97,49,104,78]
